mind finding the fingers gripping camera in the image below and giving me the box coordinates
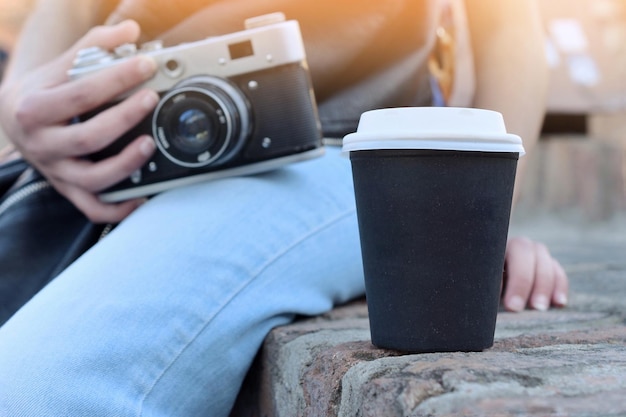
[68,13,324,202]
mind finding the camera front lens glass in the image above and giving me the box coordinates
[156,92,228,165]
[174,108,215,153]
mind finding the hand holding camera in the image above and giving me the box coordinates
[0,20,161,223]
[69,12,323,203]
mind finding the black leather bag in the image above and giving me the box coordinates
[0,158,106,325]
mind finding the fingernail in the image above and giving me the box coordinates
[531,295,549,311]
[142,90,159,110]
[139,136,156,156]
[507,296,526,312]
[137,56,157,77]
[554,292,568,306]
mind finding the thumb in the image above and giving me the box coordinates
[69,19,141,57]
[43,20,142,86]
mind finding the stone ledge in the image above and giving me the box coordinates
[232,303,626,416]
[231,239,626,417]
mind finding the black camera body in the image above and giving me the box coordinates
[68,13,323,202]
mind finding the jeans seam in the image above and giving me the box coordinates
[139,206,356,415]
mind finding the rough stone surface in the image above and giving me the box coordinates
[231,231,626,417]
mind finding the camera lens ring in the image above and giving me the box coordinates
[153,87,233,167]
[152,75,251,168]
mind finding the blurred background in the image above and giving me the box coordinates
[0,0,624,234]
[515,0,626,239]
[0,0,32,78]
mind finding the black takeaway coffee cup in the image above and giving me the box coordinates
[343,107,525,353]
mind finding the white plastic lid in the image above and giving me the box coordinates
[342,107,525,156]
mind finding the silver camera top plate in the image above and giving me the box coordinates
[68,12,307,94]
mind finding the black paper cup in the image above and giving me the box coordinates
[343,108,524,353]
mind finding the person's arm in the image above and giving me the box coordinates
[4,0,109,83]
[466,0,568,312]
[465,0,548,201]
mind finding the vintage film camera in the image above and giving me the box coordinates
[68,13,323,202]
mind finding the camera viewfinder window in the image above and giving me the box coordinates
[229,40,254,60]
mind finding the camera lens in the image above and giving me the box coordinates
[153,76,251,167]
[172,106,215,153]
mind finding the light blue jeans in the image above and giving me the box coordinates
[0,147,365,416]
